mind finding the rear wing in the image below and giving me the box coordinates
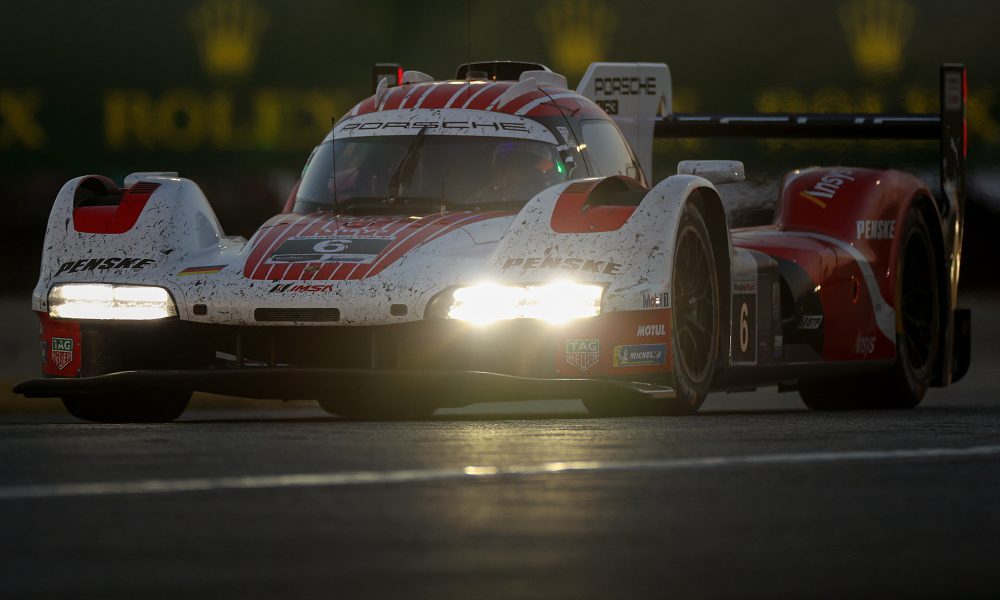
[657,65,967,236]
[579,63,965,229]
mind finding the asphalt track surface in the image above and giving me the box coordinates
[2,294,1000,598]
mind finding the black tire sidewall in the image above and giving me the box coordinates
[669,202,720,412]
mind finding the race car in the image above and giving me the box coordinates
[14,60,970,422]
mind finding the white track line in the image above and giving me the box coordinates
[3,445,999,501]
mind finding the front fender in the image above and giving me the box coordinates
[489,174,733,313]
[32,175,226,313]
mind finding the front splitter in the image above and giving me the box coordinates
[14,368,675,408]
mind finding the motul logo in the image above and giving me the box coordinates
[636,324,666,337]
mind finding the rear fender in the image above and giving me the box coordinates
[775,167,942,358]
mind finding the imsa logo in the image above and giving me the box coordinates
[565,339,600,371]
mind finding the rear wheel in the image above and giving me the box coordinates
[584,202,719,417]
[62,392,191,423]
[800,207,940,410]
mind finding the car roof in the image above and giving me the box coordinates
[345,80,608,120]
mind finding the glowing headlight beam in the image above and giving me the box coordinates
[48,284,177,320]
[446,281,602,326]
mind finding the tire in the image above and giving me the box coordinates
[584,202,720,417]
[800,207,940,410]
[62,392,191,423]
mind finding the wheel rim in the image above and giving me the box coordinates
[673,224,716,384]
[900,229,936,374]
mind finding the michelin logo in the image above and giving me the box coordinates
[613,343,667,367]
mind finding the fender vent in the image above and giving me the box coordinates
[128,181,162,194]
[564,181,594,194]
[254,308,341,322]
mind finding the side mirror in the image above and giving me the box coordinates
[677,160,746,184]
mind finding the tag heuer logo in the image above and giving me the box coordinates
[565,339,600,371]
[51,337,73,371]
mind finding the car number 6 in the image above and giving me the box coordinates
[739,303,749,353]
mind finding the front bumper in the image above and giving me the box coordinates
[13,367,676,408]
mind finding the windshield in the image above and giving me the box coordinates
[293,135,568,213]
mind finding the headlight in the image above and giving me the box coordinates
[48,284,177,320]
[443,281,603,326]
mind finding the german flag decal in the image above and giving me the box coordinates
[178,265,226,276]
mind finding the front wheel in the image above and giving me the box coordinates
[62,392,191,423]
[584,202,720,417]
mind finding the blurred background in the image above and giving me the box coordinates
[1,0,997,388]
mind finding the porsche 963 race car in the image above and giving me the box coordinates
[15,60,971,422]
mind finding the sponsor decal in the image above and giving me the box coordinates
[641,291,669,309]
[613,343,667,367]
[339,120,530,133]
[944,70,963,111]
[732,292,757,365]
[268,283,334,293]
[636,323,666,337]
[856,220,896,240]
[178,265,226,276]
[55,257,154,277]
[51,337,74,371]
[733,280,757,293]
[855,333,876,356]
[565,339,600,371]
[798,315,824,330]
[556,126,571,143]
[501,257,621,275]
[799,169,855,208]
[268,237,393,264]
[595,100,619,115]
[594,76,657,96]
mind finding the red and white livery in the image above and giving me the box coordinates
[15,60,970,421]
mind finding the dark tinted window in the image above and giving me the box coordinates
[294,136,567,213]
[580,120,638,179]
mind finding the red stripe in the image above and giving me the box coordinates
[248,213,324,280]
[264,214,336,280]
[465,85,506,111]
[498,90,547,115]
[274,213,342,280]
[363,212,503,279]
[353,97,377,116]
[380,86,408,111]
[420,82,461,108]
[345,215,444,280]
[325,216,417,280]
[242,214,302,278]
[257,212,328,279]
[398,83,432,109]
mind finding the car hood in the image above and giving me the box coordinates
[241,211,511,282]
[167,210,517,325]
